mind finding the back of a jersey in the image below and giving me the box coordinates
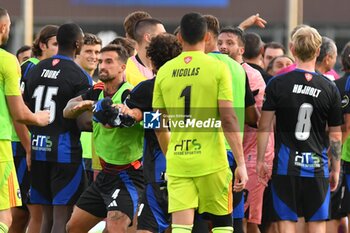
[153,51,232,177]
[24,55,91,163]
[263,69,342,177]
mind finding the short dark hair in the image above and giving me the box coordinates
[32,25,59,57]
[146,33,182,72]
[316,36,336,64]
[57,23,83,51]
[123,11,151,40]
[83,33,102,46]
[109,36,136,58]
[341,42,350,71]
[100,44,129,64]
[203,14,220,38]
[219,27,245,46]
[243,32,263,59]
[263,42,286,55]
[0,8,8,19]
[16,45,31,58]
[266,55,294,74]
[134,18,163,43]
[180,13,207,45]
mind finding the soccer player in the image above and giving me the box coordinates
[10,24,58,233]
[0,8,50,233]
[257,26,342,233]
[153,12,248,233]
[74,33,102,185]
[64,45,144,233]
[23,23,92,233]
[16,45,32,64]
[125,18,166,86]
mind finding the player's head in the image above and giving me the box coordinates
[75,33,102,74]
[32,25,59,59]
[123,11,151,40]
[316,36,337,73]
[16,45,32,64]
[266,55,294,76]
[203,14,220,53]
[179,12,207,45]
[109,36,137,57]
[218,27,245,61]
[0,8,11,45]
[57,23,84,55]
[341,42,350,72]
[263,42,286,69]
[243,32,264,60]
[146,33,182,73]
[134,18,165,45]
[98,44,128,83]
[291,26,322,62]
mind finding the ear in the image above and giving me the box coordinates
[177,33,183,44]
[239,46,245,56]
[120,63,126,72]
[204,32,211,43]
[39,42,47,51]
[144,33,152,43]
[315,47,321,58]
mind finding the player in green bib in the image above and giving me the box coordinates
[64,44,144,233]
[152,13,248,233]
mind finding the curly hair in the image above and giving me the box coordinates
[146,33,182,72]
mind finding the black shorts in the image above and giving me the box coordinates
[340,161,350,215]
[13,156,30,209]
[137,182,170,232]
[329,164,346,220]
[76,166,144,222]
[29,160,86,205]
[270,175,330,222]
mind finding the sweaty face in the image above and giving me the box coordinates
[217,33,243,61]
[98,51,124,83]
[271,56,293,76]
[76,44,101,73]
[263,48,284,69]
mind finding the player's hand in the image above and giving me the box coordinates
[35,110,50,126]
[238,13,267,31]
[329,170,340,192]
[72,100,95,112]
[234,165,248,192]
[256,161,269,187]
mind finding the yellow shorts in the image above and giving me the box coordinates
[0,160,22,210]
[167,167,232,215]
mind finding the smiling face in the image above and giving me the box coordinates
[217,32,244,61]
[75,44,101,74]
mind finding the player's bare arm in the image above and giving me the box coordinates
[328,126,342,191]
[257,110,275,186]
[219,99,248,191]
[63,95,94,119]
[154,108,170,156]
[7,95,50,126]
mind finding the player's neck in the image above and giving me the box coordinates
[295,59,316,73]
[315,63,327,75]
[136,46,152,69]
[182,41,205,52]
[57,49,75,59]
[104,77,123,96]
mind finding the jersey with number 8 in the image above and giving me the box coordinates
[262,69,342,177]
[153,51,233,177]
[23,55,92,163]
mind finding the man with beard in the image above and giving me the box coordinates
[64,44,144,233]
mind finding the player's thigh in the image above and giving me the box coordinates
[0,160,22,210]
[167,175,197,213]
[29,160,52,204]
[66,205,103,232]
[301,177,330,222]
[137,183,170,233]
[195,167,233,216]
[51,162,86,205]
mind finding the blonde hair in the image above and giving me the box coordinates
[292,26,322,62]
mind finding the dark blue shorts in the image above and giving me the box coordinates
[29,160,86,205]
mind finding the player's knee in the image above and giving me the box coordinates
[66,218,81,233]
[106,210,130,232]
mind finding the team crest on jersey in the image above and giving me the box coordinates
[52,59,60,66]
[184,56,192,64]
[304,73,313,82]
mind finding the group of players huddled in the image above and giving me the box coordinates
[1,5,350,233]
